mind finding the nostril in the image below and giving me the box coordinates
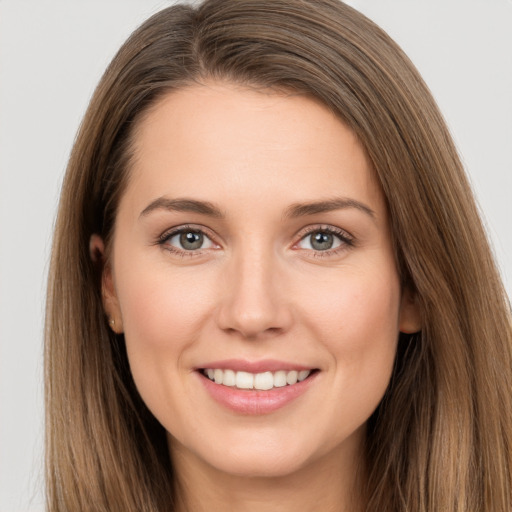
[223,325,284,341]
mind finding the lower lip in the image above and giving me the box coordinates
[198,371,318,415]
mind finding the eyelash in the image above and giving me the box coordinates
[294,225,354,258]
[156,224,217,258]
[156,224,355,258]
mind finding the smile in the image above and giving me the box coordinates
[197,360,319,414]
[202,368,312,390]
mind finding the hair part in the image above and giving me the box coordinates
[46,1,512,510]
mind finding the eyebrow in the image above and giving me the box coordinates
[139,197,224,219]
[284,197,375,220]
[139,196,375,221]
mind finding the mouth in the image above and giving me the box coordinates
[199,368,318,391]
[195,359,320,414]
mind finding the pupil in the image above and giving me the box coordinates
[180,231,203,250]
[311,231,333,251]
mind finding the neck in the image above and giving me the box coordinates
[170,435,366,512]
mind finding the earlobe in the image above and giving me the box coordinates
[102,263,124,334]
[89,234,124,334]
[399,288,422,334]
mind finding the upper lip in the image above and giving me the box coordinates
[196,359,315,373]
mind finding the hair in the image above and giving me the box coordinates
[45,0,512,510]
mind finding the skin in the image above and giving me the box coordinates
[95,82,421,512]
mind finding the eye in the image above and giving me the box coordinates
[295,227,353,253]
[160,227,216,252]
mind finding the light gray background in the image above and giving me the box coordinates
[1,1,510,511]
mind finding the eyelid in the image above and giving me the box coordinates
[156,224,221,254]
[292,224,355,255]
[155,223,354,258]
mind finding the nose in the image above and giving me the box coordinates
[215,247,293,340]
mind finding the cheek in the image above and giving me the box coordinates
[301,266,401,405]
[302,262,401,340]
[117,262,215,351]
[113,257,218,415]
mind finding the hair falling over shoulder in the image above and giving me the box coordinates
[45,0,512,510]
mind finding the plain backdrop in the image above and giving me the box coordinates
[1,1,511,511]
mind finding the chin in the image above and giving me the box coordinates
[213,450,311,479]
[169,424,361,481]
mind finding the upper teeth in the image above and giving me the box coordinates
[204,369,311,390]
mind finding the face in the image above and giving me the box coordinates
[100,82,420,480]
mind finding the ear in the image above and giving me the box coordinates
[398,287,422,334]
[89,234,124,334]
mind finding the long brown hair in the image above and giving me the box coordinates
[45,0,512,510]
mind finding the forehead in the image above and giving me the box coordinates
[123,82,384,218]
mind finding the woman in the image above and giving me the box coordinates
[45,0,512,510]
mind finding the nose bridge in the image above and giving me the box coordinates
[217,238,291,338]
